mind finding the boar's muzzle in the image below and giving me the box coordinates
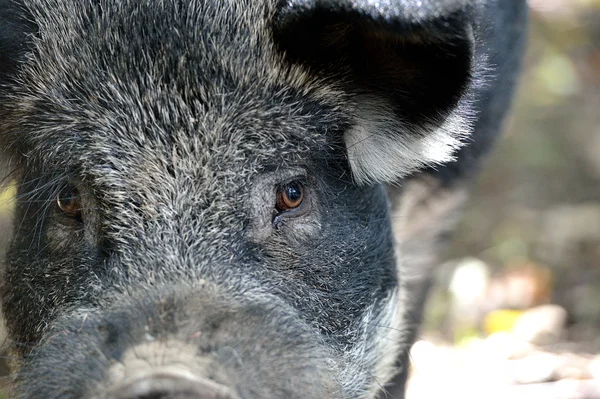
[15,285,339,399]
[112,370,236,399]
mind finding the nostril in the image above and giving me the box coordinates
[114,371,236,399]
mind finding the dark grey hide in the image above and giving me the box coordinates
[0,0,527,398]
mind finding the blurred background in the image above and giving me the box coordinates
[0,1,599,398]
[404,0,600,398]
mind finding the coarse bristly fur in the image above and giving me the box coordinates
[0,0,526,398]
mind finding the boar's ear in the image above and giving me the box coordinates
[0,0,35,91]
[274,0,477,184]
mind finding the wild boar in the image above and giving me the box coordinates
[0,0,526,398]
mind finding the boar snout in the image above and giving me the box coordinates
[112,370,236,399]
[106,340,238,399]
[17,287,340,399]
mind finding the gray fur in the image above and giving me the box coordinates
[0,0,527,398]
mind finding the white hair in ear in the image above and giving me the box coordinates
[344,91,477,185]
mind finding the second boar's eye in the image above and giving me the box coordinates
[275,181,304,212]
[56,185,82,221]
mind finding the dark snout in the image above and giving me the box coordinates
[114,369,236,399]
[15,285,339,399]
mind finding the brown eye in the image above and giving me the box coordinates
[56,186,82,219]
[276,182,304,212]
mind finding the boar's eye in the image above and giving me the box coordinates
[271,179,311,228]
[275,181,304,212]
[56,185,82,220]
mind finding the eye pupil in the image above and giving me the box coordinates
[285,185,301,202]
[276,182,304,212]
